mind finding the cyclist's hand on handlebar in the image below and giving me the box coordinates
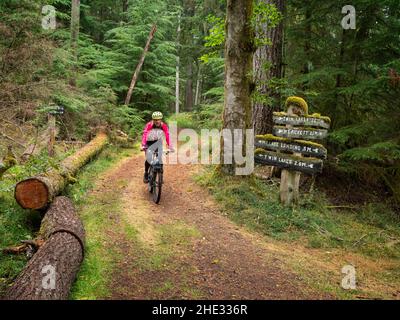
[167,147,175,153]
[140,145,147,152]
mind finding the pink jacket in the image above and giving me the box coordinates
[141,121,171,147]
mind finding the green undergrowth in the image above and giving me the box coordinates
[195,166,400,260]
[0,147,77,297]
[66,146,136,300]
[195,166,400,298]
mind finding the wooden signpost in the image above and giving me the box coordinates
[254,97,330,206]
[47,105,64,157]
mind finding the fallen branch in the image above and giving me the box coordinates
[353,234,368,247]
[0,130,26,149]
[1,240,44,257]
[311,223,344,242]
[325,205,359,210]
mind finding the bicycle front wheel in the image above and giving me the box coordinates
[152,170,162,204]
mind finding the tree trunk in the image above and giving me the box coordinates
[333,28,347,129]
[125,24,157,106]
[70,0,80,87]
[48,114,56,157]
[4,197,85,300]
[185,62,194,111]
[183,0,196,112]
[176,57,180,114]
[122,0,128,12]
[220,0,254,175]
[15,132,108,210]
[176,16,181,114]
[194,64,202,106]
[252,0,285,135]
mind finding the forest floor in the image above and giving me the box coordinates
[69,147,400,300]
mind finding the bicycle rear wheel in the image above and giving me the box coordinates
[152,170,162,204]
[148,168,154,193]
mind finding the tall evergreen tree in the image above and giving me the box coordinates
[221,0,254,175]
[252,0,285,135]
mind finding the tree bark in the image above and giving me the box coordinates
[125,24,157,106]
[176,16,181,114]
[185,61,194,111]
[70,0,80,87]
[194,64,202,106]
[4,197,85,300]
[122,0,128,13]
[220,0,254,175]
[252,0,285,135]
[183,0,196,112]
[48,114,56,157]
[15,132,108,210]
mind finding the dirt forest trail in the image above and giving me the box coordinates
[77,149,335,300]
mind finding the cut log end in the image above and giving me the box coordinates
[15,179,49,210]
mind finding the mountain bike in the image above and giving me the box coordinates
[145,147,171,204]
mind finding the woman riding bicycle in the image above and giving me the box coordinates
[140,111,173,183]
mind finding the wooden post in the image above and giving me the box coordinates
[48,114,56,157]
[279,106,303,206]
[125,24,157,106]
[194,65,202,106]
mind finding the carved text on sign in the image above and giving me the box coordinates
[255,137,327,159]
[255,150,323,175]
[273,113,330,129]
[273,126,328,140]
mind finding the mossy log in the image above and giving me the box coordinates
[4,197,85,300]
[15,132,108,210]
[110,130,134,148]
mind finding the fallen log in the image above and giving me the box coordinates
[110,130,135,148]
[4,196,85,300]
[15,132,108,210]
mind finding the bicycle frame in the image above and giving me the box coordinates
[145,147,170,204]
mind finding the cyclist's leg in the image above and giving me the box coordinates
[144,160,150,183]
[144,140,157,183]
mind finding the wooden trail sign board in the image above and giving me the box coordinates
[273,113,330,129]
[48,106,65,115]
[273,126,328,140]
[255,151,323,175]
[253,96,331,206]
[255,136,327,159]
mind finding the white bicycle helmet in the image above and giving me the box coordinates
[152,111,163,120]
